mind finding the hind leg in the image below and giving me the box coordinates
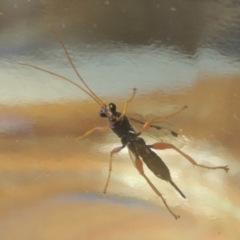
[149,142,229,172]
[135,158,180,220]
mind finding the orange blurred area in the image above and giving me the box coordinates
[0,75,240,239]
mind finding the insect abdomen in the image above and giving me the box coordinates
[140,149,171,181]
[140,148,186,198]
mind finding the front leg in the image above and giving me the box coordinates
[116,88,137,122]
[149,142,229,172]
[74,125,110,141]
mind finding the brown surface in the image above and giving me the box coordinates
[0,75,240,239]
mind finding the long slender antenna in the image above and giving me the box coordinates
[19,62,102,106]
[50,27,105,106]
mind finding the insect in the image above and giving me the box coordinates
[20,28,229,219]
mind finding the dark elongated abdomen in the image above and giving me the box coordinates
[139,148,171,181]
[128,137,186,199]
[139,147,186,198]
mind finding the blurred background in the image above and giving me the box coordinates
[0,0,240,239]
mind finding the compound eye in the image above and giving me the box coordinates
[109,103,116,112]
[99,110,107,118]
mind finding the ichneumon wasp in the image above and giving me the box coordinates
[20,27,229,219]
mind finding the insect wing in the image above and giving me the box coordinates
[129,116,186,149]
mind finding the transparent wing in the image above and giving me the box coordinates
[128,115,186,149]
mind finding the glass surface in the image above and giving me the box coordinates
[0,0,240,239]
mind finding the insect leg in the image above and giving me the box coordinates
[138,106,187,135]
[137,106,187,135]
[134,158,180,220]
[103,145,125,194]
[116,88,137,122]
[149,142,229,172]
[74,125,110,141]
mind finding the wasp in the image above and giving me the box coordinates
[20,28,229,219]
